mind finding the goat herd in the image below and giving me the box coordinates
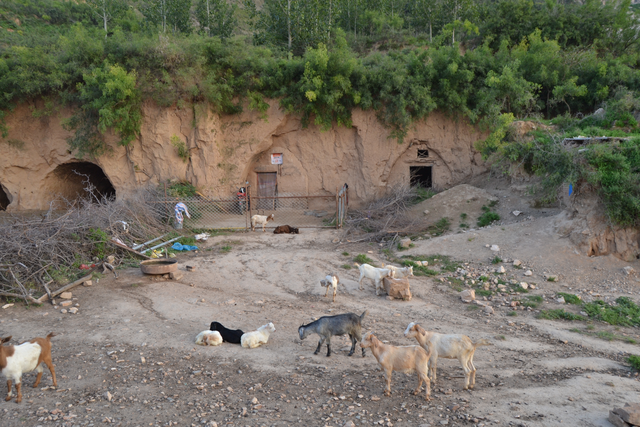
[0,246,491,405]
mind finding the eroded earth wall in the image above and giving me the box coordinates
[0,99,487,210]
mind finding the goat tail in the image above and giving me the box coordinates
[360,310,369,321]
[473,338,492,348]
[46,332,57,340]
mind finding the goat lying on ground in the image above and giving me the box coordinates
[209,322,244,344]
[320,274,339,302]
[195,330,223,346]
[404,322,491,390]
[382,263,414,279]
[360,332,431,400]
[241,323,276,348]
[0,333,57,403]
[357,263,392,295]
[298,311,367,357]
[251,214,275,232]
[273,225,299,234]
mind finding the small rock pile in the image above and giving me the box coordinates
[610,403,640,427]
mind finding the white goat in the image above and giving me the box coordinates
[357,263,391,295]
[1,333,57,403]
[360,332,431,400]
[195,330,223,346]
[241,322,276,348]
[320,274,339,302]
[382,263,414,279]
[251,214,275,232]
[404,322,492,390]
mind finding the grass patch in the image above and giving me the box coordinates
[521,295,543,308]
[583,297,640,327]
[507,311,518,317]
[629,355,640,371]
[491,256,502,264]
[460,213,468,220]
[354,254,374,265]
[412,186,437,204]
[477,210,501,227]
[538,309,586,321]
[466,305,480,311]
[571,327,638,344]
[446,277,465,292]
[427,217,450,236]
[557,292,581,304]
[220,245,232,253]
[341,264,352,270]
[476,289,492,297]
[341,251,350,256]
[397,242,415,251]
[495,335,506,341]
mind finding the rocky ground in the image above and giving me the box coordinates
[1,176,640,427]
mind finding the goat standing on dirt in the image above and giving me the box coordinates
[320,274,339,302]
[0,332,57,403]
[360,332,431,400]
[251,214,274,232]
[404,322,491,390]
[357,263,391,295]
[298,311,367,357]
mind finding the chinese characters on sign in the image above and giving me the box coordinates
[270,153,283,165]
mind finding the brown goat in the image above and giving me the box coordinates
[273,225,299,234]
[0,332,57,403]
[360,332,431,400]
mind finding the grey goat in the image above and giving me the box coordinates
[298,311,368,357]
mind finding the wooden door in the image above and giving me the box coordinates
[257,172,277,210]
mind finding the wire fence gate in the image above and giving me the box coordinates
[156,185,349,230]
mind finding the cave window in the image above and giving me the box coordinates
[417,149,429,159]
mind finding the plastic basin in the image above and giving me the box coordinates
[140,259,178,275]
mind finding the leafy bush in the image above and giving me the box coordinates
[538,309,585,321]
[87,227,109,259]
[491,256,502,264]
[582,297,640,327]
[171,135,189,162]
[477,211,500,227]
[354,254,374,265]
[629,355,640,372]
[166,181,197,198]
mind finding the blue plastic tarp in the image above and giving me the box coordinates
[171,242,198,251]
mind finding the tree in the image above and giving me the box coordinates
[195,0,237,38]
[409,0,441,42]
[87,0,126,35]
[145,0,192,33]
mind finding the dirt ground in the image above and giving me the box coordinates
[1,175,640,427]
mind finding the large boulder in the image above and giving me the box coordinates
[382,277,412,301]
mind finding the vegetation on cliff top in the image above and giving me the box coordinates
[1,0,640,226]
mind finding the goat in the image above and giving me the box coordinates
[357,263,391,295]
[360,332,431,400]
[251,214,275,232]
[241,323,276,348]
[404,322,491,390]
[209,322,244,344]
[0,333,57,403]
[382,263,414,279]
[195,330,223,346]
[273,225,299,234]
[298,311,367,357]
[320,274,339,302]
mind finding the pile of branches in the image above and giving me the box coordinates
[343,185,429,244]
[0,188,170,303]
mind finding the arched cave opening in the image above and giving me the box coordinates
[0,184,10,211]
[50,162,116,202]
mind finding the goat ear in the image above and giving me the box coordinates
[1,336,11,344]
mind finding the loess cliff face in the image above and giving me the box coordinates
[0,99,487,210]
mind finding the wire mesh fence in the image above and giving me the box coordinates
[154,188,348,230]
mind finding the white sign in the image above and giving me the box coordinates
[271,153,283,165]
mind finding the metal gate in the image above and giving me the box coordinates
[157,185,348,230]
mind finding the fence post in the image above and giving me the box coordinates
[246,185,251,231]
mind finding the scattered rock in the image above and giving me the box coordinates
[2,303,14,309]
[512,210,522,216]
[60,300,73,307]
[496,266,506,274]
[186,265,196,272]
[609,410,632,427]
[490,245,500,252]
[60,292,72,299]
[512,260,522,267]
[524,270,533,276]
[60,309,67,314]
[344,421,356,427]
[483,306,494,315]
[105,391,112,402]
[460,289,475,303]
[520,282,529,290]
[140,357,146,364]
[623,266,636,276]
[68,307,79,314]
[545,274,558,282]
[83,280,93,287]
[169,271,184,281]
[614,403,640,425]
[556,297,566,304]
[423,210,430,215]
[400,238,412,248]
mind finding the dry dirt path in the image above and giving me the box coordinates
[1,216,639,427]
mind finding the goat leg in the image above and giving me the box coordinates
[348,336,356,356]
[5,379,12,401]
[314,337,326,355]
[15,382,22,403]
[383,370,392,396]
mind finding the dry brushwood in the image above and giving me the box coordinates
[0,187,169,303]
[343,185,430,243]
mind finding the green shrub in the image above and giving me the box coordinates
[507,311,518,317]
[491,256,502,264]
[477,211,500,227]
[171,135,189,162]
[354,254,374,264]
[557,292,581,305]
[583,297,640,327]
[628,355,640,371]
[166,181,197,198]
[87,228,109,259]
[538,309,585,321]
